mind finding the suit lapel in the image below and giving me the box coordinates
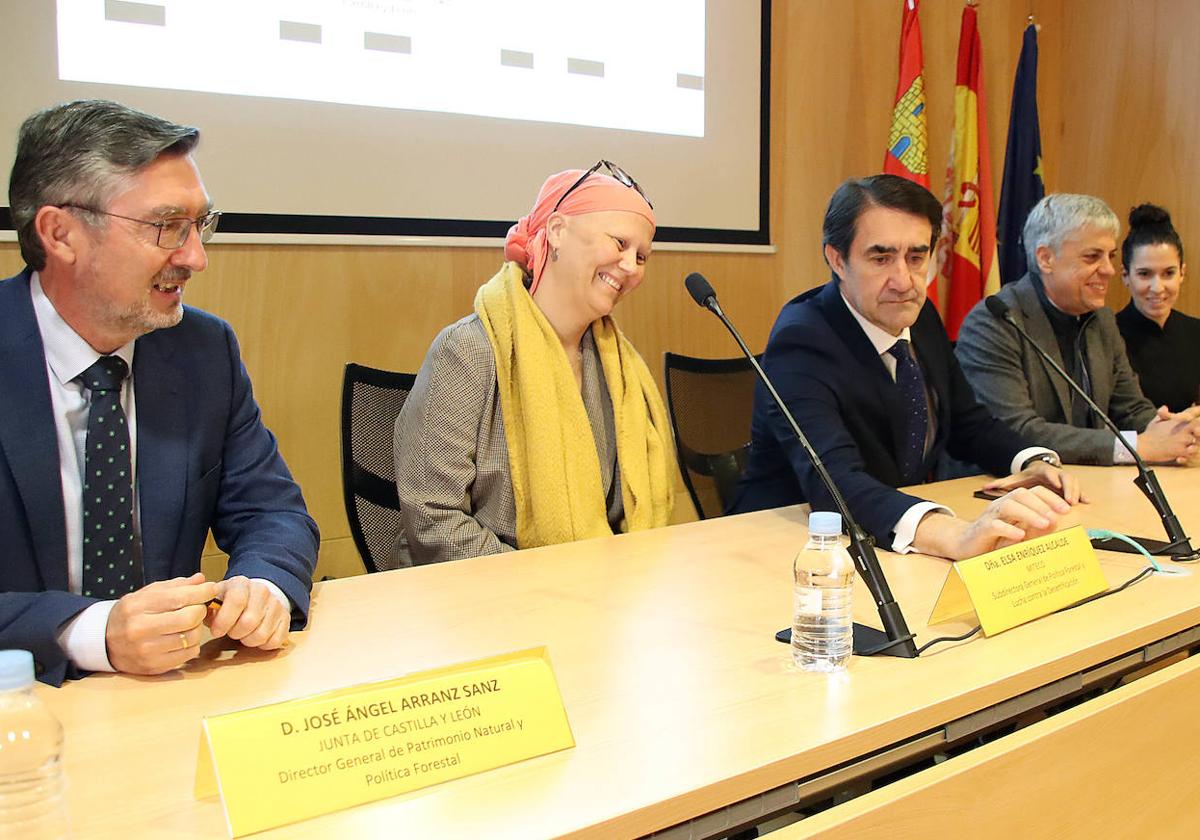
[815,282,909,464]
[0,271,70,590]
[1014,279,1073,420]
[1083,314,1112,413]
[132,334,187,583]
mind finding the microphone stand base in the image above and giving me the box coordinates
[1090,535,1200,562]
[853,622,918,658]
[774,625,919,657]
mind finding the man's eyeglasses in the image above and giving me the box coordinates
[553,160,653,212]
[63,205,221,249]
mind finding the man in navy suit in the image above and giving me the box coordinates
[729,175,1083,560]
[1,100,318,685]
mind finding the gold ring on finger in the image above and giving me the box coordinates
[179,633,189,651]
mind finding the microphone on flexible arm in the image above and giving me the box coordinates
[984,295,1198,561]
[684,272,918,658]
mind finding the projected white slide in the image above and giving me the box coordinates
[5,1,764,242]
[57,0,705,137]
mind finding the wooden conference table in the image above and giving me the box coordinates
[39,466,1200,838]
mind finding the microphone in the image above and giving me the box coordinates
[984,295,1197,560]
[685,271,719,312]
[982,296,1011,319]
[685,273,918,658]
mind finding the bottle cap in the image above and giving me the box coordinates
[0,650,35,691]
[808,511,843,536]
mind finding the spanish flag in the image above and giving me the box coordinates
[938,3,1000,340]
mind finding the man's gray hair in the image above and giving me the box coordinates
[1022,193,1120,273]
[8,99,199,270]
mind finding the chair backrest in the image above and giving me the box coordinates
[340,363,416,573]
[663,352,760,519]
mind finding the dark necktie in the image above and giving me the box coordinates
[80,356,139,599]
[887,339,929,483]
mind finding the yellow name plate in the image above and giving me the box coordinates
[194,647,574,837]
[929,526,1108,636]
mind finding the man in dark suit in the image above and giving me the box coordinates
[1,100,318,685]
[729,175,1082,560]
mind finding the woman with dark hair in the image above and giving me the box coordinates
[1117,203,1200,412]
[394,163,675,566]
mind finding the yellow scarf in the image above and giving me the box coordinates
[475,262,675,549]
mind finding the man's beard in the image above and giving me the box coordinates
[100,267,190,338]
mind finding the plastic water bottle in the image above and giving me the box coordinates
[0,650,69,838]
[793,512,856,672]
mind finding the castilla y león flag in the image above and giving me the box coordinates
[885,0,939,308]
[884,0,930,187]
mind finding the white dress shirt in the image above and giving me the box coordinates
[30,275,287,672]
[840,293,1056,553]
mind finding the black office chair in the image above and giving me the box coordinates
[663,352,760,519]
[340,363,416,573]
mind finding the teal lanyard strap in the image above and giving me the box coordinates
[1087,528,1185,575]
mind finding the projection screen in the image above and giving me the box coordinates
[0,0,769,247]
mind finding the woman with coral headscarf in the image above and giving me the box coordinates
[393,162,675,566]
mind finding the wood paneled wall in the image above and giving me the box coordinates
[0,0,1084,578]
[1053,0,1200,316]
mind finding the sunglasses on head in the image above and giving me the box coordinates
[553,160,653,212]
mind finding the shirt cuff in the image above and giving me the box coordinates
[1114,431,1138,464]
[892,501,954,554]
[254,578,292,613]
[1011,446,1058,475]
[56,601,118,673]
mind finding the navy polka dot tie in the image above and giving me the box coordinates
[79,356,139,599]
[887,340,929,484]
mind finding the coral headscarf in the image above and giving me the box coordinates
[504,169,656,294]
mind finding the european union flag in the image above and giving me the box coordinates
[997,22,1045,285]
